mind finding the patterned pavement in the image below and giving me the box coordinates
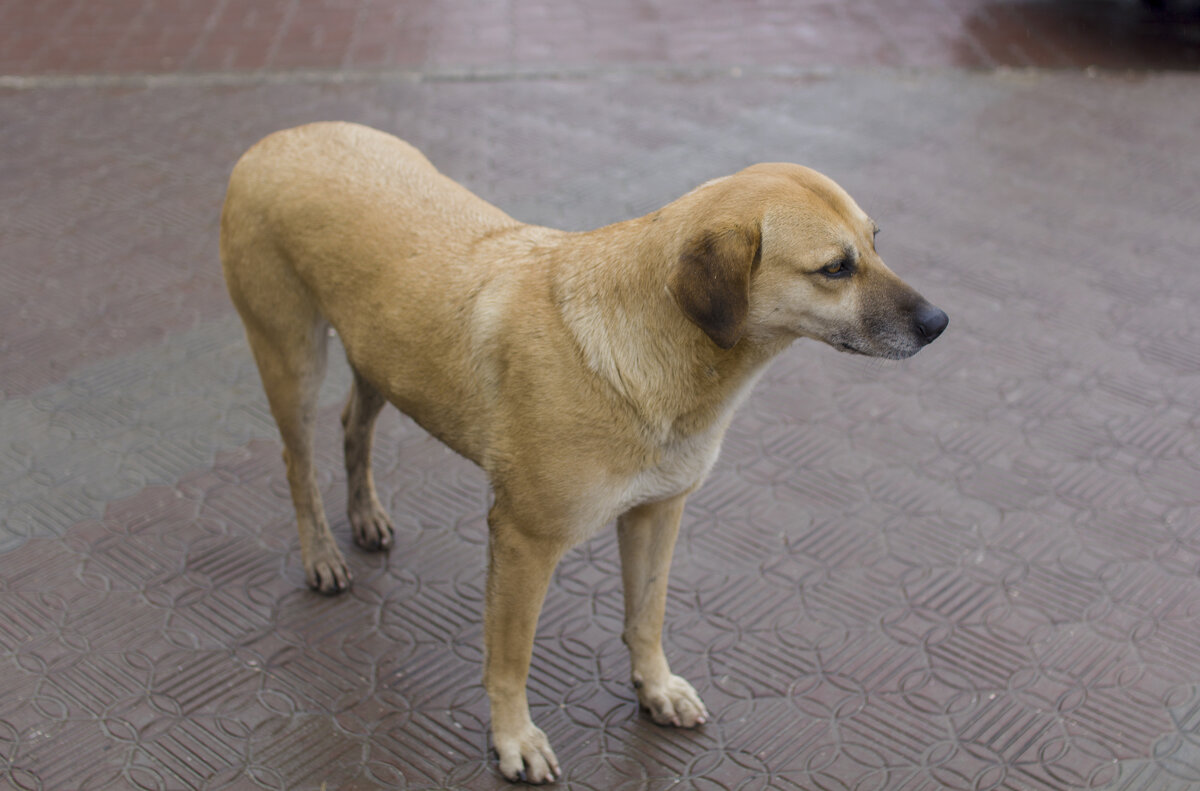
[3,3,1200,791]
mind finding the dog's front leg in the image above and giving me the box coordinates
[617,494,709,727]
[484,501,565,784]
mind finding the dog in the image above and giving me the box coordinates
[219,122,947,783]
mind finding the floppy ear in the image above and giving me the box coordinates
[668,224,761,350]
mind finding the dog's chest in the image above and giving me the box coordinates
[616,428,724,512]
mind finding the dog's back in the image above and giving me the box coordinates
[221,121,518,329]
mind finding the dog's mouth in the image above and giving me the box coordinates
[836,341,867,355]
[829,332,924,360]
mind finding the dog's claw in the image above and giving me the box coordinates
[306,552,351,594]
[495,722,559,784]
[636,673,708,728]
[349,501,395,552]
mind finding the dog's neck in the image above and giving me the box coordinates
[549,217,789,444]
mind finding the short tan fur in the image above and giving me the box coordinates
[220,122,947,783]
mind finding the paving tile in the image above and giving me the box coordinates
[2,10,1200,789]
[3,0,1200,75]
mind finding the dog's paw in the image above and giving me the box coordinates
[494,722,559,784]
[635,672,708,728]
[305,547,351,594]
[349,500,394,551]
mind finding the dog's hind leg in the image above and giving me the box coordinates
[341,369,394,551]
[221,154,351,593]
[223,226,351,594]
[241,315,350,594]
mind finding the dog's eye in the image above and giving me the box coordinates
[820,259,852,278]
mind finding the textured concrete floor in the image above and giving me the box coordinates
[3,3,1200,791]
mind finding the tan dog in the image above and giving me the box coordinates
[219,122,947,783]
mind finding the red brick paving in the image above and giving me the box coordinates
[3,0,1200,76]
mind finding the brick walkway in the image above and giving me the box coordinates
[3,0,1200,74]
[3,3,1200,791]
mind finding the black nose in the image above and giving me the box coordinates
[915,303,948,343]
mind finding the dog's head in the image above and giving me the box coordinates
[668,163,947,358]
